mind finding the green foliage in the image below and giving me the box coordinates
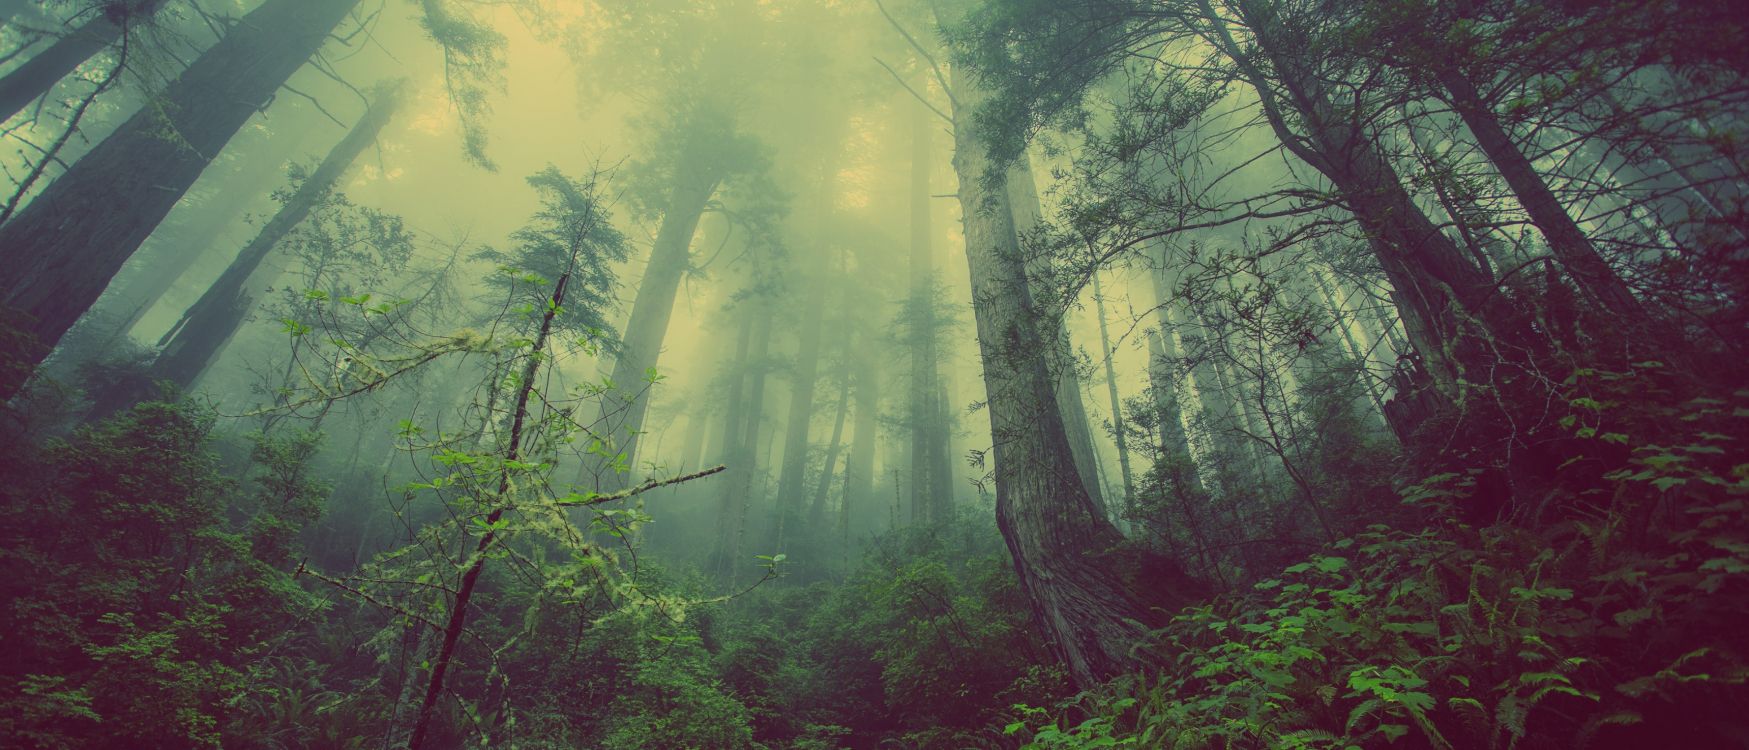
[712,510,1073,748]
[1007,383,1749,748]
[0,402,326,749]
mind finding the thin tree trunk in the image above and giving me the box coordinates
[808,334,852,529]
[0,0,170,124]
[407,265,573,750]
[774,283,824,537]
[843,337,879,534]
[1437,67,1644,319]
[0,0,361,398]
[710,311,754,574]
[1091,272,1135,511]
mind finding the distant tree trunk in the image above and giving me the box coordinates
[679,407,709,474]
[710,310,755,576]
[1006,155,1108,511]
[1436,67,1645,319]
[0,0,170,124]
[950,62,1203,688]
[1092,272,1135,509]
[774,283,824,542]
[593,157,721,488]
[714,306,771,582]
[87,80,407,418]
[843,337,879,535]
[808,332,852,529]
[0,0,361,399]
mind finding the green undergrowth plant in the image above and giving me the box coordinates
[1006,376,1749,749]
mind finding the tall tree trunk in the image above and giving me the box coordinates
[710,310,755,576]
[1436,68,1644,318]
[950,62,1202,688]
[0,0,361,398]
[1091,272,1135,510]
[593,158,721,487]
[679,406,709,474]
[0,0,170,124]
[808,332,852,529]
[843,336,879,535]
[88,79,406,417]
[1204,0,1518,397]
[906,95,947,523]
[774,283,824,543]
[1006,154,1108,510]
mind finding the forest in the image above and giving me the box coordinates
[0,0,1745,747]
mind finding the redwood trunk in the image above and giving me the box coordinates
[952,66,1200,687]
[0,0,170,124]
[0,0,361,398]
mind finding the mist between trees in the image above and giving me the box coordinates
[0,0,1746,748]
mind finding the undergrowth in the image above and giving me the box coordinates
[1008,369,1749,749]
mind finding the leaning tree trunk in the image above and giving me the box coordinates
[0,0,171,124]
[1436,66,1644,319]
[0,0,361,399]
[88,79,407,418]
[1007,155,1109,512]
[592,158,721,488]
[950,64,1203,688]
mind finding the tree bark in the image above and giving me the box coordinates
[0,0,362,398]
[0,0,170,124]
[951,63,1202,688]
[1006,154,1108,511]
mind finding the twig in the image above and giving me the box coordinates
[555,465,727,507]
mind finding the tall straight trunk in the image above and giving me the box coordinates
[903,97,956,523]
[679,407,709,473]
[808,336,852,529]
[949,61,1201,688]
[1006,154,1108,510]
[1091,272,1135,508]
[90,79,406,416]
[729,311,773,578]
[0,0,361,398]
[594,158,721,487]
[843,338,879,533]
[774,284,824,540]
[0,0,170,124]
[1436,68,1644,318]
[711,311,755,576]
